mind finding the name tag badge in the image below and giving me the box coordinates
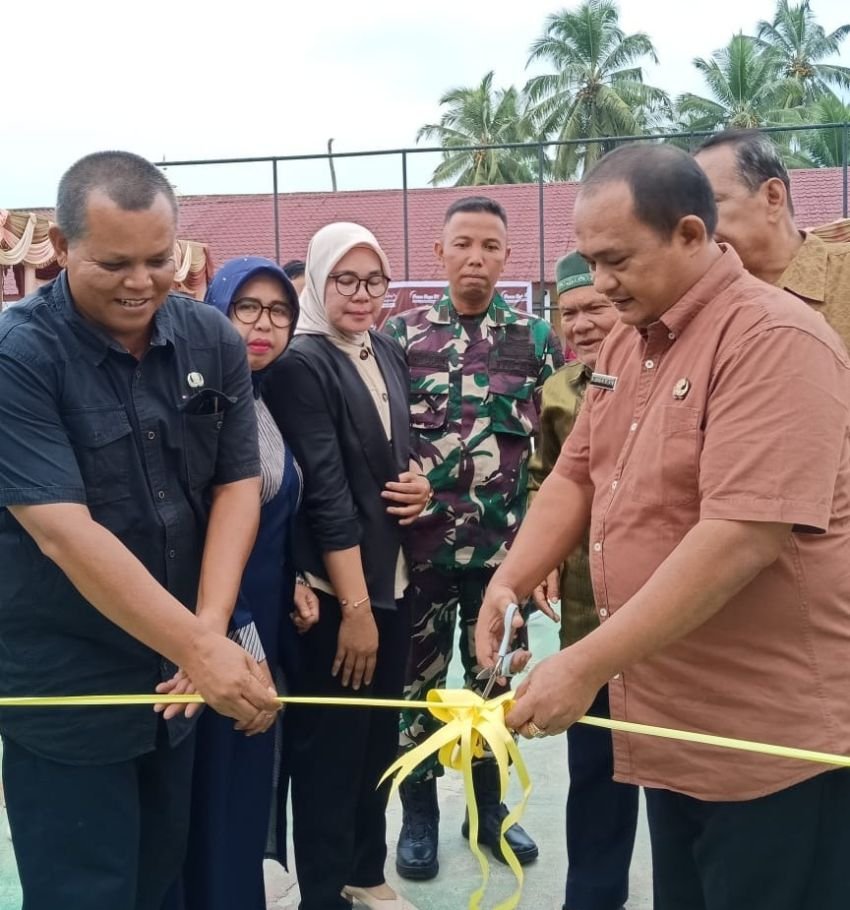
[589,372,618,392]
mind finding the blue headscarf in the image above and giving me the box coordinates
[205,256,299,391]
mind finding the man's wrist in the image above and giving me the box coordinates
[181,621,218,673]
[195,607,231,637]
[564,637,619,691]
[487,573,520,602]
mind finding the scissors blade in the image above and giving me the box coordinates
[480,669,499,700]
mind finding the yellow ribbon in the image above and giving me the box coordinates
[379,690,530,910]
[3,692,850,909]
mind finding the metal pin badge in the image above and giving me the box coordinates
[672,378,690,400]
[187,372,205,389]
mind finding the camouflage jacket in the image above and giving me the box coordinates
[384,292,564,568]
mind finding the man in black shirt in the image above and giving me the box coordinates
[0,151,279,910]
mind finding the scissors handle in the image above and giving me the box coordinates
[480,602,520,699]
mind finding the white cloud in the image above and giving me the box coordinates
[2,0,847,206]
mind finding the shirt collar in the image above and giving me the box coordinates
[643,245,746,341]
[568,361,593,390]
[57,270,176,364]
[777,232,828,303]
[426,290,515,328]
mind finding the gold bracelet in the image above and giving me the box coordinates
[340,593,371,609]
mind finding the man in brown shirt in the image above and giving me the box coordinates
[528,252,636,910]
[694,128,850,349]
[476,144,850,910]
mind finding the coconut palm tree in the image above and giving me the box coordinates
[756,0,850,105]
[524,0,671,179]
[676,34,796,132]
[417,71,538,186]
[797,93,850,167]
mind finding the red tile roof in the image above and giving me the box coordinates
[176,168,847,281]
[3,169,846,301]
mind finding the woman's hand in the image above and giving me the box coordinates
[381,471,431,525]
[333,608,378,690]
[154,650,279,736]
[292,582,320,634]
[154,667,201,721]
[153,610,230,721]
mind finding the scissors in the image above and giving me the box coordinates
[477,601,521,700]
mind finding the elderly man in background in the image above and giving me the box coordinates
[529,251,637,910]
[695,128,850,348]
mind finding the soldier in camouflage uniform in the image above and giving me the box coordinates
[384,196,563,881]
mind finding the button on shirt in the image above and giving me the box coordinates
[556,247,850,801]
[0,274,260,763]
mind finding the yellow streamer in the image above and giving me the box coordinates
[379,690,529,910]
[2,692,849,909]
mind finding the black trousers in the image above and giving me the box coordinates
[564,685,638,910]
[288,592,411,910]
[2,721,195,910]
[645,768,850,910]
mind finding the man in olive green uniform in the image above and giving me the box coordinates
[528,252,638,910]
[384,196,563,880]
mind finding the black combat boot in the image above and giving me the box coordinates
[461,761,538,865]
[396,777,440,880]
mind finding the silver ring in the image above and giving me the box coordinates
[526,720,548,739]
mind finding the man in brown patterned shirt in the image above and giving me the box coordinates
[695,128,850,350]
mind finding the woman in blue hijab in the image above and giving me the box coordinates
[168,256,316,910]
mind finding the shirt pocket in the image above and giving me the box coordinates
[487,355,540,437]
[408,350,450,432]
[632,405,702,506]
[182,407,227,490]
[63,407,133,505]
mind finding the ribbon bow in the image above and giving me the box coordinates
[381,689,530,910]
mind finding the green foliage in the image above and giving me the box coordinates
[418,0,850,186]
[416,72,539,186]
[756,0,850,105]
[524,0,671,178]
[675,33,797,132]
[798,94,850,166]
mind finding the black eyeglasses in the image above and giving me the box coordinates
[328,271,389,298]
[231,298,294,328]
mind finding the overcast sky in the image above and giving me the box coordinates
[2,0,848,208]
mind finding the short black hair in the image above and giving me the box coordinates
[444,195,507,228]
[282,259,306,279]
[581,143,718,238]
[56,150,178,243]
[695,128,794,214]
